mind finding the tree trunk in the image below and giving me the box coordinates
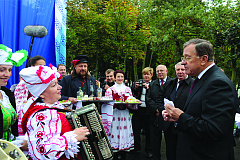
[133,57,138,81]
[231,46,237,85]
[94,52,99,79]
[149,42,153,67]
[231,59,237,86]
[142,44,147,70]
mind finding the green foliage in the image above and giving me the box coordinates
[66,0,240,85]
[66,0,150,80]
[210,1,240,85]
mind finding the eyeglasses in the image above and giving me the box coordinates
[181,56,199,62]
[156,69,165,73]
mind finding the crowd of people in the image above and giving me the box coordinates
[0,38,239,160]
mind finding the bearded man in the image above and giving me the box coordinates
[60,55,97,104]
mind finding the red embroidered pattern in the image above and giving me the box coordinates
[36,66,56,84]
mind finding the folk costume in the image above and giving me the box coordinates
[105,83,137,153]
[20,65,82,160]
[14,80,29,136]
[0,44,27,141]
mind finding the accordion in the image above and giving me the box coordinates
[66,103,113,160]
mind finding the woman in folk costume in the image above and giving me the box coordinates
[0,44,27,141]
[105,70,139,160]
[20,65,89,160]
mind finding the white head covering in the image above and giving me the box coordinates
[0,44,28,66]
[20,64,62,117]
[20,64,62,98]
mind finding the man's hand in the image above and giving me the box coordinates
[162,110,175,122]
[156,109,160,116]
[104,84,110,90]
[96,80,100,86]
[143,83,149,90]
[162,103,184,122]
[68,97,78,104]
[135,82,139,89]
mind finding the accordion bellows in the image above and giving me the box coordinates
[66,103,113,160]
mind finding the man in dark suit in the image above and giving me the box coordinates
[146,64,171,160]
[161,62,193,160]
[162,39,238,160]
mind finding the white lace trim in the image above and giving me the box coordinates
[0,90,12,108]
[63,131,80,159]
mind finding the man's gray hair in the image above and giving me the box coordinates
[157,64,167,71]
[183,39,214,62]
[175,62,182,70]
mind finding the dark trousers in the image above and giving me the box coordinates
[150,116,162,160]
[132,107,152,152]
[164,123,178,160]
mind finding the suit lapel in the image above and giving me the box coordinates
[183,65,218,111]
[183,78,204,111]
[86,78,91,94]
[72,77,81,89]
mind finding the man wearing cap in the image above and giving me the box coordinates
[60,55,97,104]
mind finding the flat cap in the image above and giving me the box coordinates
[72,55,89,65]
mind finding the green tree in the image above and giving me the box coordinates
[137,0,213,77]
[211,1,240,86]
[66,0,150,81]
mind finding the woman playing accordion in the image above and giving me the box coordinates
[20,65,89,160]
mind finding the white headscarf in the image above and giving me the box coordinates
[20,64,62,98]
[20,64,62,111]
[0,44,28,66]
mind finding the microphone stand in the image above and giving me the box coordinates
[24,25,48,67]
[26,36,35,67]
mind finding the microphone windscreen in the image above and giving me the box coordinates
[24,25,48,37]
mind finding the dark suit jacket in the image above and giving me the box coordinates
[101,81,114,96]
[132,79,152,100]
[159,76,193,131]
[176,65,238,160]
[60,74,97,100]
[146,77,171,120]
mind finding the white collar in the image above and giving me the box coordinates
[114,82,126,92]
[159,76,167,83]
[198,63,215,79]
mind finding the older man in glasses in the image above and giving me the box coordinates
[146,64,171,160]
[157,62,193,160]
[162,39,238,160]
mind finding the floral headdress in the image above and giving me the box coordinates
[20,64,62,98]
[20,64,62,116]
[0,44,28,66]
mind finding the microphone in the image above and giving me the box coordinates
[24,25,48,67]
[24,25,48,37]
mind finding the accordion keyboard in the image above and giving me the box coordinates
[67,103,113,160]
[87,112,112,159]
